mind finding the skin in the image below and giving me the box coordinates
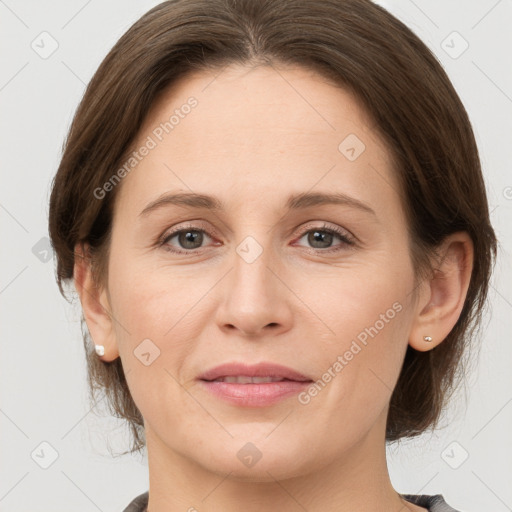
[75,63,474,512]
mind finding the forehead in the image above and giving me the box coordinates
[115,63,400,219]
[142,63,378,148]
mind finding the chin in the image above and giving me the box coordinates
[202,456,309,483]
[191,435,319,482]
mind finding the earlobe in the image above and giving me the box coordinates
[408,232,474,352]
[73,243,119,362]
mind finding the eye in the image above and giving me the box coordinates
[159,223,216,254]
[157,221,356,255]
[294,223,355,252]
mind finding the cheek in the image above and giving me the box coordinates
[306,260,414,415]
[305,259,411,346]
[109,257,204,341]
[107,266,203,428]
[107,259,216,407]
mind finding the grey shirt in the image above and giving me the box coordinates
[123,492,462,511]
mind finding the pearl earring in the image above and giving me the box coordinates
[95,345,105,356]
[423,336,432,343]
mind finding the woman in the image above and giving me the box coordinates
[48,0,497,510]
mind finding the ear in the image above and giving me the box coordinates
[73,243,119,362]
[408,231,474,352]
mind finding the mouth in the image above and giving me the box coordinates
[202,376,304,384]
[198,362,313,382]
[197,362,313,407]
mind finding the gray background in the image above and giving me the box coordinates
[1,0,511,510]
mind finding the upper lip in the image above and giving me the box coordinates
[198,362,313,382]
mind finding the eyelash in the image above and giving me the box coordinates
[157,222,356,255]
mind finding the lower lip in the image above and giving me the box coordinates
[199,379,312,407]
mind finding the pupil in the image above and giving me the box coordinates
[180,230,202,249]
[309,230,332,248]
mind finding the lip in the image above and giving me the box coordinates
[198,362,312,382]
[197,362,313,407]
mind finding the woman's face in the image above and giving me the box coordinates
[105,63,421,479]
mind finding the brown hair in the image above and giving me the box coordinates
[48,0,497,454]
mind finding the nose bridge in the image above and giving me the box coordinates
[231,231,276,305]
[229,201,277,280]
[215,228,290,335]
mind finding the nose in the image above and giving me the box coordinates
[214,240,293,338]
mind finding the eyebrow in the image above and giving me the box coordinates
[138,191,376,218]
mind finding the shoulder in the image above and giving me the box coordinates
[123,491,462,512]
[123,491,149,512]
[402,493,463,512]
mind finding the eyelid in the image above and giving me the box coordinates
[292,222,357,252]
[294,221,355,241]
[157,220,357,254]
[157,221,217,248]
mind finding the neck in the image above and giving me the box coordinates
[144,409,423,512]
